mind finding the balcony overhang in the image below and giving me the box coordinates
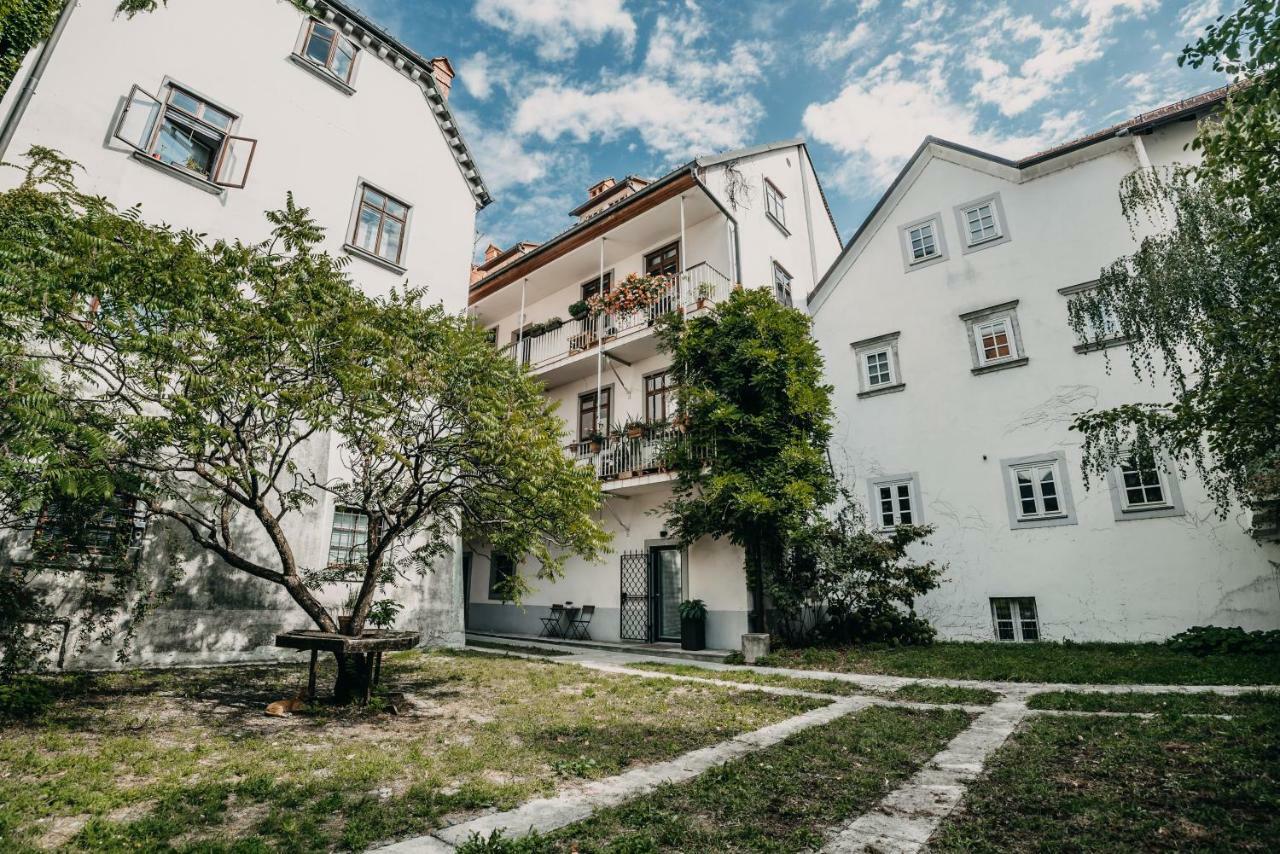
[469,170,723,315]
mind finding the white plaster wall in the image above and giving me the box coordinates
[2,0,478,668]
[0,0,477,307]
[811,123,1280,642]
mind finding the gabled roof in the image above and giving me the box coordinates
[318,0,491,208]
[807,85,1231,311]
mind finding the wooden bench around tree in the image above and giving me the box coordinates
[274,629,419,704]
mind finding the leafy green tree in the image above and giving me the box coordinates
[658,287,837,633]
[0,0,62,99]
[0,149,607,698]
[1069,0,1280,522]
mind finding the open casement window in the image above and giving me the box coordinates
[764,179,786,228]
[113,84,257,188]
[772,262,793,307]
[301,19,358,84]
[991,597,1039,641]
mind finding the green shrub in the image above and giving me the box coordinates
[0,676,54,720]
[1166,626,1280,656]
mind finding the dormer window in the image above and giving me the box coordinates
[300,19,358,86]
[113,82,257,190]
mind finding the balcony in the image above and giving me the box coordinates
[511,262,732,381]
[568,425,710,496]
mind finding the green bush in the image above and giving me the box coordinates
[1166,626,1280,656]
[0,676,54,720]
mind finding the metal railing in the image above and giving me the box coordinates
[568,426,710,483]
[510,261,732,368]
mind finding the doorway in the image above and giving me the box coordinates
[650,545,683,642]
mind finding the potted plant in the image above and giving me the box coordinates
[624,417,646,439]
[568,300,590,321]
[586,429,605,454]
[679,599,707,651]
[544,316,564,332]
[696,280,714,310]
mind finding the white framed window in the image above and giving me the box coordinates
[327,506,369,569]
[869,473,921,530]
[113,81,257,189]
[960,301,1027,373]
[1107,450,1185,521]
[1000,451,1077,529]
[852,332,904,397]
[991,597,1039,641]
[299,19,359,85]
[772,261,793,307]
[346,182,412,270]
[764,179,786,230]
[898,214,948,270]
[1059,281,1128,353]
[953,193,1010,254]
[973,317,1016,365]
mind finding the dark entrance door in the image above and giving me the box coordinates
[462,552,472,630]
[619,550,651,642]
[650,545,683,642]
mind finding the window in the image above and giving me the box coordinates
[898,214,947,270]
[488,553,516,600]
[299,19,358,84]
[350,184,411,267]
[35,492,145,559]
[1060,281,1128,353]
[327,506,369,568]
[578,387,612,439]
[869,474,921,530]
[974,318,1015,364]
[113,82,257,188]
[991,598,1039,641]
[644,372,673,424]
[484,325,499,345]
[852,332,904,397]
[645,242,680,277]
[1000,452,1077,529]
[581,272,613,302]
[960,301,1028,373]
[908,221,937,260]
[764,179,786,230]
[1107,450,1185,520]
[772,262,793,307]
[953,193,1010,254]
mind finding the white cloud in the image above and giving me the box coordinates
[458,53,495,100]
[456,110,555,193]
[815,23,873,66]
[473,0,636,61]
[1177,0,1223,38]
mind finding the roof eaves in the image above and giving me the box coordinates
[316,0,491,208]
[694,137,806,169]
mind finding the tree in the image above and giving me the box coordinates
[0,149,608,698]
[1068,0,1280,523]
[657,287,837,633]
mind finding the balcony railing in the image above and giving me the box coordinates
[568,425,709,483]
[511,262,731,368]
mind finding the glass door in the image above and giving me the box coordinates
[650,546,683,641]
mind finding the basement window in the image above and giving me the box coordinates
[991,597,1039,641]
[113,82,257,189]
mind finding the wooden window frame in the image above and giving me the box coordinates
[300,19,359,85]
[580,271,613,301]
[488,553,516,600]
[764,178,786,229]
[577,386,613,439]
[772,261,793,307]
[643,371,673,424]
[351,183,412,266]
[644,242,681,278]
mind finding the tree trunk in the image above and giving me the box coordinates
[746,536,769,634]
[333,651,375,705]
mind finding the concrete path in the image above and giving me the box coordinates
[371,637,1277,852]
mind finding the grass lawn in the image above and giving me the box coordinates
[458,705,972,853]
[760,642,1280,685]
[626,662,1000,705]
[0,650,820,852]
[930,700,1280,851]
[1027,690,1280,714]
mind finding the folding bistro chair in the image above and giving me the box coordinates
[566,605,594,640]
[539,604,565,638]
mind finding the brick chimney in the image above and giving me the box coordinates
[484,242,502,263]
[430,56,455,102]
[588,177,616,199]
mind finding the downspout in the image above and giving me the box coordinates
[516,277,527,364]
[595,238,605,434]
[798,150,819,294]
[678,193,687,304]
[0,0,77,161]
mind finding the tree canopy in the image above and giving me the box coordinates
[0,148,608,691]
[1069,0,1280,523]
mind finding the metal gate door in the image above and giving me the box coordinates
[619,549,652,642]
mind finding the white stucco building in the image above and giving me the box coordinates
[808,88,1280,642]
[0,0,489,667]
[466,141,841,650]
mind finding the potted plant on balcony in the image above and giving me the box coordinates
[585,429,605,455]
[624,417,646,440]
[695,280,714,311]
[568,300,590,321]
[544,316,564,332]
[679,599,707,651]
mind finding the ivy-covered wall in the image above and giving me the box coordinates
[0,0,62,100]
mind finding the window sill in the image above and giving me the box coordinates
[288,53,356,96]
[858,382,906,399]
[905,253,947,272]
[971,356,1029,375]
[1074,336,1131,354]
[129,151,225,195]
[1117,503,1184,521]
[766,212,791,237]
[1010,512,1077,530]
[344,243,408,275]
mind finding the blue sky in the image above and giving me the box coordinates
[351,0,1229,254]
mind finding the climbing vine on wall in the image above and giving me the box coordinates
[0,0,61,100]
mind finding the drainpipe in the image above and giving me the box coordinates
[595,238,605,434]
[798,150,819,294]
[516,277,527,364]
[678,194,687,304]
[0,0,77,161]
